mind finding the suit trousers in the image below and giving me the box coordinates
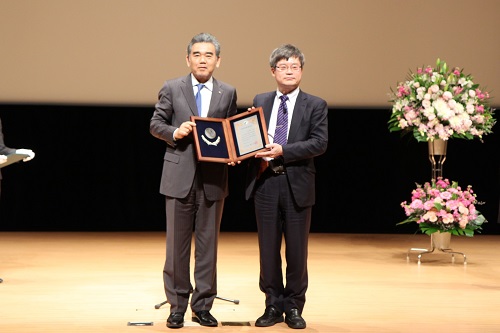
[163,170,224,313]
[254,171,311,314]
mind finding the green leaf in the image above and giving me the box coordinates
[413,128,427,142]
[434,202,443,210]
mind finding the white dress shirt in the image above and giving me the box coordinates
[191,75,213,118]
[267,87,300,143]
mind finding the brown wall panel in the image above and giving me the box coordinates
[1,0,499,107]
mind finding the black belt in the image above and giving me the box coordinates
[268,159,286,175]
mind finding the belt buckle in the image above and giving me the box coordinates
[269,160,286,174]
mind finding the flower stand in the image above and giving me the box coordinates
[390,59,492,265]
[407,231,466,264]
[428,139,447,180]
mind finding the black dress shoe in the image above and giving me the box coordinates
[192,310,218,327]
[166,312,184,329]
[255,305,284,327]
[285,308,306,329]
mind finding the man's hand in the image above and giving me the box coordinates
[16,149,35,162]
[255,143,283,159]
[0,155,7,164]
[174,121,197,140]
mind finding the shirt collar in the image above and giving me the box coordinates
[191,74,214,92]
[276,87,300,100]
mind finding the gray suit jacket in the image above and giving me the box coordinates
[245,90,328,207]
[150,74,237,201]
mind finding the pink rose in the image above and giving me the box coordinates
[410,199,424,210]
[423,200,435,210]
[440,191,452,200]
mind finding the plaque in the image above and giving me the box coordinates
[0,153,29,168]
[191,107,269,163]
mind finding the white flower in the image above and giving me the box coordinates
[455,102,464,114]
[449,115,462,129]
[466,103,475,114]
[472,114,485,124]
[443,91,453,100]
[428,117,439,128]
[416,87,425,100]
[422,107,436,120]
[422,99,431,109]
[448,99,457,110]
[434,99,454,120]
[394,101,403,111]
[464,117,472,129]
[389,59,495,142]
[430,84,440,93]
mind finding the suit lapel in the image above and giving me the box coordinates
[288,91,306,143]
[180,75,198,116]
[207,79,223,118]
[263,92,276,125]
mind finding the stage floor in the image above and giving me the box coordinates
[1,232,500,332]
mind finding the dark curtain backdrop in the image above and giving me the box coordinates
[0,104,499,234]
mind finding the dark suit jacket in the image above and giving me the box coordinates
[0,118,16,180]
[245,90,328,207]
[150,74,237,201]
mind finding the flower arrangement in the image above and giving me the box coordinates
[398,178,487,236]
[388,59,496,142]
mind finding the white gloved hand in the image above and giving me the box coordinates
[16,149,35,162]
[0,155,7,164]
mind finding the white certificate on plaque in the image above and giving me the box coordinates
[233,114,264,156]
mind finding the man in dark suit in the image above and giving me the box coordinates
[150,33,237,329]
[0,117,35,283]
[245,44,328,329]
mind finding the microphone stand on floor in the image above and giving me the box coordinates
[155,295,239,309]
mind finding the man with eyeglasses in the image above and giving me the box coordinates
[245,44,328,329]
[150,33,237,329]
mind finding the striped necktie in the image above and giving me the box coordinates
[273,95,289,145]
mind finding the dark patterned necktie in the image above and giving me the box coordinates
[195,84,204,116]
[273,95,289,145]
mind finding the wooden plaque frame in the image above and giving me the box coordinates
[191,107,269,163]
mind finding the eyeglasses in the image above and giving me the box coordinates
[274,64,302,72]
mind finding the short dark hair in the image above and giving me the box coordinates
[269,44,305,68]
[187,33,221,57]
